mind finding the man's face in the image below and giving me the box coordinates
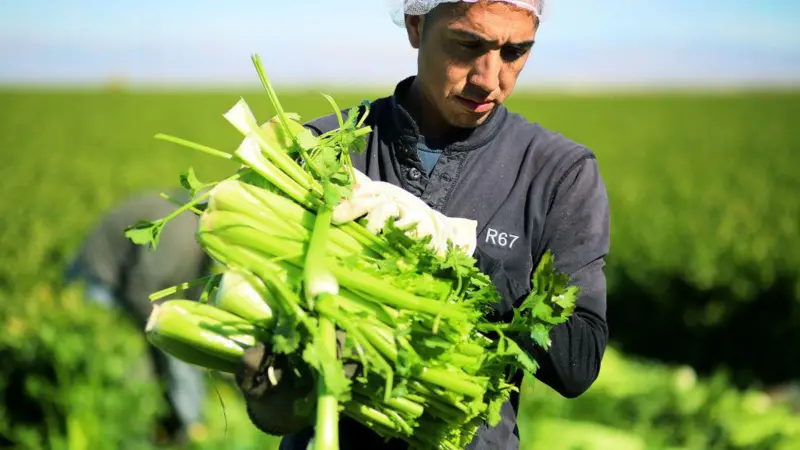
[405,2,537,130]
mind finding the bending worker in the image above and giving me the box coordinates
[236,1,610,449]
[64,190,212,444]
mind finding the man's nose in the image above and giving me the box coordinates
[468,51,501,95]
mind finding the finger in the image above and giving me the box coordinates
[331,195,385,224]
[364,202,400,233]
[393,215,420,230]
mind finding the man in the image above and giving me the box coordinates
[237,1,610,448]
[64,190,212,445]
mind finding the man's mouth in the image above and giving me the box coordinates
[455,96,494,113]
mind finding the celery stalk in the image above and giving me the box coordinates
[157,299,264,335]
[212,269,274,328]
[304,206,341,450]
[235,180,371,256]
[145,300,259,370]
[342,403,398,433]
[198,233,313,327]
[198,213,469,321]
[204,190,366,260]
[355,324,486,398]
[208,180,307,242]
[233,135,314,208]
[329,264,470,321]
[314,315,340,450]
[223,97,315,192]
[303,207,339,301]
[146,331,240,373]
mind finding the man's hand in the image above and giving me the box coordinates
[332,169,478,256]
[235,330,360,436]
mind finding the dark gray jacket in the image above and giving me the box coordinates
[276,76,610,450]
[64,191,210,328]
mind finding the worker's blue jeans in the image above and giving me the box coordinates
[71,271,206,435]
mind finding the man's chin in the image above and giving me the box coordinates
[448,111,493,129]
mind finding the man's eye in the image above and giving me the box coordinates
[458,41,482,50]
[501,46,529,62]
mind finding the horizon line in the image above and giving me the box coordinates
[2,77,799,91]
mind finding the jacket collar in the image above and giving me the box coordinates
[381,75,508,153]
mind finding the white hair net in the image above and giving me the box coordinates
[388,0,546,27]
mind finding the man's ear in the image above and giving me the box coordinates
[405,14,424,49]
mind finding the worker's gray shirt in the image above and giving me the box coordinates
[275,76,610,450]
[64,192,210,328]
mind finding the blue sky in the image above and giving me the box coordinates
[1,0,798,88]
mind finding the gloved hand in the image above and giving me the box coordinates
[332,170,478,257]
[235,330,360,436]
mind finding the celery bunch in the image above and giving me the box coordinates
[127,54,578,450]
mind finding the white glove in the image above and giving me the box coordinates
[332,170,478,257]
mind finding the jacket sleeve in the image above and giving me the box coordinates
[523,152,611,398]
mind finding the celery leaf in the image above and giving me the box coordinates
[179,167,204,197]
[295,128,318,151]
[124,220,164,249]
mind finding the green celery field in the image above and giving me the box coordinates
[1,87,799,449]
